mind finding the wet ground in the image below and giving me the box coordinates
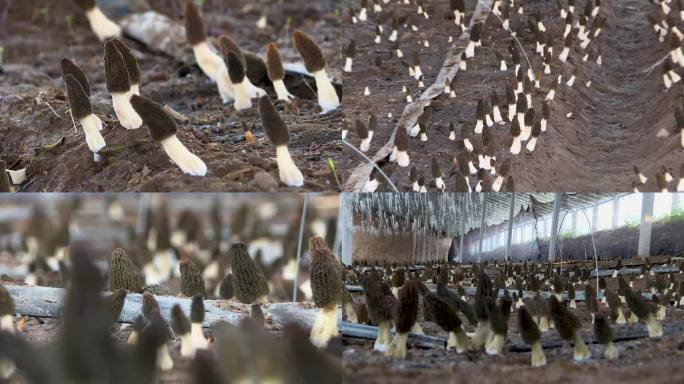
[341,0,683,192]
[0,0,342,191]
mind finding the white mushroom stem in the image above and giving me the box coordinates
[646,315,663,338]
[85,7,121,42]
[344,57,353,72]
[435,177,445,190]
[510,137,521,154]
[7,169,26,185]
[394,149,410,167]
[233,80,252,111]
[471,321,490,348]
[559,47,570,63]
[80,114,106,153]
[344,302,358,323]
[449,131,456,140]
[538,316,549,332]
[313,69,340,114]
[275,145,304,187]
[447,327,469,353]
[572,333,590,361]
[362,178,379,192]
[604,341,618,360]
[193,42,223,81]
[541,119,547,132]
[179,332,193,357]
[412,181,420,192]
[159,135,207,176]
[190,322,209,352]
[0,315,13,333]
[127,330,139,345]
[485,333,505,355]
[386,332,409,358]
[111,92,143,130]
[373,321,391,352]
[157,344,174,371]
[466,41,475,58]
[273,79,294,101]
[492,175,504,192]
[464,138,473,151]
[360,137,372,152]
[493,106,503,123]
[508,105,515,121]
[530,341,546,366]
[526,137,537,152]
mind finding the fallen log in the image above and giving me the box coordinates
[4,284,319,329]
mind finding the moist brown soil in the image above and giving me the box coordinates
[0,0,342,192]
[341,0,683,192]
[343,259,684,383]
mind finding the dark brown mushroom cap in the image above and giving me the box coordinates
[355,119,369,139]
[345,40,356,58]
[219,273,235,300]
[593,313,613,344]
[549,295,581,341]
[409,166,418,183]
[130,95,178,142]
[624,288,652,319]
[431,158,443,178]
[0,284,15,316]
[109,247,143,293]
[142,292,161,320]
[63,74,93,120]
[184,0,207,45]
[498,158,511,176]
[585,284,598,313]
[504,175,515,191]
[531,122,541,137]
[180,260,207,299]
[228,243,270,304]
[309,236,344,308]
[225,50,246,84]
[103,289,127,323]
[110,38,141,85]
[454,171,470,191]
[510,118,521,137]
[171,304,191,335]
[292,30,326,73]
[486,298,508,335]
[524,108,535,126]
[395,280,419,333]
[367,113,377,132]
[469,23,481,42]
[394,125,408,151]
[360,271,394,323]
[518,306,540,344]
[265,43,285,81]
[218,35,246,67]
[60,58,90,96]
[424,292,462,332]
[476,99,485,120]
[74,0,96,11]
[0,161,8,192]
[104,40,130,93]
[450,0,465,12]
[258,95,289,147]
[190,295,205,323]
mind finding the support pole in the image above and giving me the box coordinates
[477,194,487,263]
[638,193,655,260]
[611,197,620,228]
[293,194,308,302]
[548,192,562,262]
[505,192,516,262]
[458,202,465,263]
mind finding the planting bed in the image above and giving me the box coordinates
[341,0,683,192]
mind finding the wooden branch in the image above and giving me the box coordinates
[5,285,318,329]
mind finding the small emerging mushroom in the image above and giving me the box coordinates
[258,95,304,187]
[265,43,295,101]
